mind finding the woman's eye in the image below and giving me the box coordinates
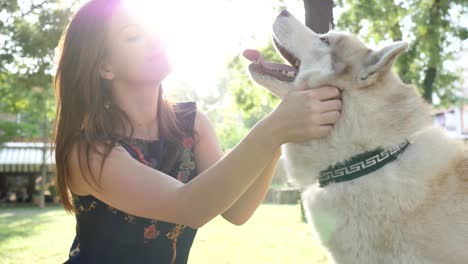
[319,37,330,46]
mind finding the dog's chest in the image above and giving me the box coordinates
[301,182,409,263]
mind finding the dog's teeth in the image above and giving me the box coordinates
[286,71,295,77]
[281,70,287,74]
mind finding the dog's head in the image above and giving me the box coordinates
[244,10,409,97]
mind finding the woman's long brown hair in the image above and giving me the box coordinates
[53,0,193,214]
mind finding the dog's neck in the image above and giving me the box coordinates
[284,72,435,186]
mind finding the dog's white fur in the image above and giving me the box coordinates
[248,12,468,264]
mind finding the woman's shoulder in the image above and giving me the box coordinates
[67,139,131,196]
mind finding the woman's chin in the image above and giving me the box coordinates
[149,65,171,80]
[133,68,171,84]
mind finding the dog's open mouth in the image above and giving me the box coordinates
[243,37,301,82]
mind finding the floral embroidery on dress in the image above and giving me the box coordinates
[124,214,136,224]
[182,137,194,148]
[129,144,150,167]
[69,242,80,257]
[106,205,118,214]
[76,198,97,214]
[177,137,196,183]
[176,171,184,182]
[166,224,186,264]
[144,223,160,243]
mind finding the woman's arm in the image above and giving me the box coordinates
[69,86,341,229]
[220,148,281,225]
[192,110,282,225]
[69,117,279,229]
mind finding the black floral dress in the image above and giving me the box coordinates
[66,102,198,264]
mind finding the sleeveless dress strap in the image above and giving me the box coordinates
[174,101,197,137]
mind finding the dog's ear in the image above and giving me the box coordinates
[360,41,408,81]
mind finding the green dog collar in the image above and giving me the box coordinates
[319,140,411,188]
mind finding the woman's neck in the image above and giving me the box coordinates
[111,79,162,140]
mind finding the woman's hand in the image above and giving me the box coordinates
[263,83,342,146]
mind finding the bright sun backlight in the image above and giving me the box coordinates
[121,0,237,92]
[119,0,305,95]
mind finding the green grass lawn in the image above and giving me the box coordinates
[0,204,330,264]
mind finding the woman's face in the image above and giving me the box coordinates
[100,6,170,84]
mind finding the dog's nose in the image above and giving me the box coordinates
[279,10,290,17]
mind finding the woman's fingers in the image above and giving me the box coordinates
[316,125,333,137]
[267,84,343,144]
[319,99,342,113]
[314,86,341,101]
[319,111,341,126]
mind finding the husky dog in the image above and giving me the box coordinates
[244,10,468,264]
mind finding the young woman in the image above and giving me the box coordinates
[53,0,342,263]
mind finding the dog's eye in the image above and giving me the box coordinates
[320,37,330,46]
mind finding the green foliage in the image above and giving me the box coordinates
[335,0,468,106]
[0,119,20,141]
[211,105,249,151]
[0,1,74,142]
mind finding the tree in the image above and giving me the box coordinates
[0,1,74,207]
[0,0,74,142]
[336,0,468,105]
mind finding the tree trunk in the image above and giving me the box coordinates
[422,67,437,104]
[0,175,6,199]
[422,0,441,104]
[39,104,48,208]
[303,0,334,33]
[27,174,35,202]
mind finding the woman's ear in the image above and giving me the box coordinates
[99,58,115,80]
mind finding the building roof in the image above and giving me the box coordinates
[0,142,54,174]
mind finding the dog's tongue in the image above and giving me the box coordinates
[243,49,296,73]
[243,49,263,64]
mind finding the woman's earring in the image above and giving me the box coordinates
[104,100,110,109]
